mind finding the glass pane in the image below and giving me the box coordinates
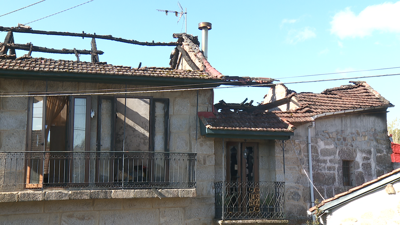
[73,98,86,151]
[98,99,113,182]
[100,99,112,151]
[72,98,87,183]
[229,146,238,182]
[115,98,150,151]
[29,97,44,184]
[154,102,166,152]
[244,147,254,182]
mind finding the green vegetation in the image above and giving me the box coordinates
[307,199,321,225]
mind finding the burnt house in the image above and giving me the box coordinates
[199,82,393,224]
[0,24,286,225]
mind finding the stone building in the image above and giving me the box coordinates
[0,28,280,224]
[0,25,393,225]
[200,82,393,224]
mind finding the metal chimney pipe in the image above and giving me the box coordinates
[198,22,212,59]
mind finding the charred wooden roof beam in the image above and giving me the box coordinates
[0,42,104,55]
[0,26,178,46]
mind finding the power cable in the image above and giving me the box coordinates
[1,72,400,98]
[280,72,400,85]
[278,66,400,79]
[24,0,94,25]
[0,0,46,18]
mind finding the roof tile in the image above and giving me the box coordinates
[0,57,217,80]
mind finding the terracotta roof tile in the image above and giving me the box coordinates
[272,82,392,123]
[0,57,217,80]
[200,111,294,132]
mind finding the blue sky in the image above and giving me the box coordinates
[1,0,399,123]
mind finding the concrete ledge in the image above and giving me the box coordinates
[215,219,289,225]
[0,188,196,203]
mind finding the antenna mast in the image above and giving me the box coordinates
[157,2,187,33]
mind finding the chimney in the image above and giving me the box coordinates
[198,22,212,59]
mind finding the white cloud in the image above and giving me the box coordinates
[331,2,400,39]
[318,48,329,55]
[281,19,297,26]
[286,27,316,44]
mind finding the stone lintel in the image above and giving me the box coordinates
[0,188,196,203]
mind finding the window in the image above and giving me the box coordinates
[342,160,353,186]
[26,95,169,188]
[96,97,169,185]
[97,97,169,152]
[26,96,91,188]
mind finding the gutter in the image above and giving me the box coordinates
[0,69,224,87]
[308,121,315,210]
[311,105,392,121]
[312,175,400,218]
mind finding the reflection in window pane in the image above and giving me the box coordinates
[30,97,44,184]
[73,98,86,151]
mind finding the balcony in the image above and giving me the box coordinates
[0,151,196,191]
[215,181,285,220]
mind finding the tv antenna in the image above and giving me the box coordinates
[157,2,187,33]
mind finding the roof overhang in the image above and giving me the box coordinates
[199,118,293,140]
[310,170,400,215]
[0,69,223,87]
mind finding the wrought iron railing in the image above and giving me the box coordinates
[215,181,285,220]
[0,151,196,191]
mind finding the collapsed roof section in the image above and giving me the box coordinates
[198,81,393,138]
[170,33,275,85]
[0,26,275,86]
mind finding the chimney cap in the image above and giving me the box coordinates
[198,22,212,30]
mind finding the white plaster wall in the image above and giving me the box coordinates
[323,180,400,225]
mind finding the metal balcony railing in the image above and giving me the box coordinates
[215,181,285,220]
[0,151,196,191]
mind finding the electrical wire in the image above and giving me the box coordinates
[1,72,400,98]
[280,72,400,85]
[0,0,46,18]
[24,0,94,25]
[303,169,326,201]
[278,66,400,79]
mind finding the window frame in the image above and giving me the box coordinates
[25,95,92,188]
[342,160,353,186]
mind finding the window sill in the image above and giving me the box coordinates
[0,188,196,203]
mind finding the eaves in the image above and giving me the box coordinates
[0,69,223,87]
[199,119,293,140]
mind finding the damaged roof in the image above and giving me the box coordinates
[0,31,275,86]
[0,57,213,79]
[199,111,293,132]
[198,111,294,140]
[274,81,393,123]
[199,81,392,138]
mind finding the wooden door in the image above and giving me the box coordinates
[225,142,259,214]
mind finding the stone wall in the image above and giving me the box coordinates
[279,112,392,224]
[0,78,217,224]
[0,197,214,225]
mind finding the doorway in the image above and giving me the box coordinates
[225,142,260,215]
